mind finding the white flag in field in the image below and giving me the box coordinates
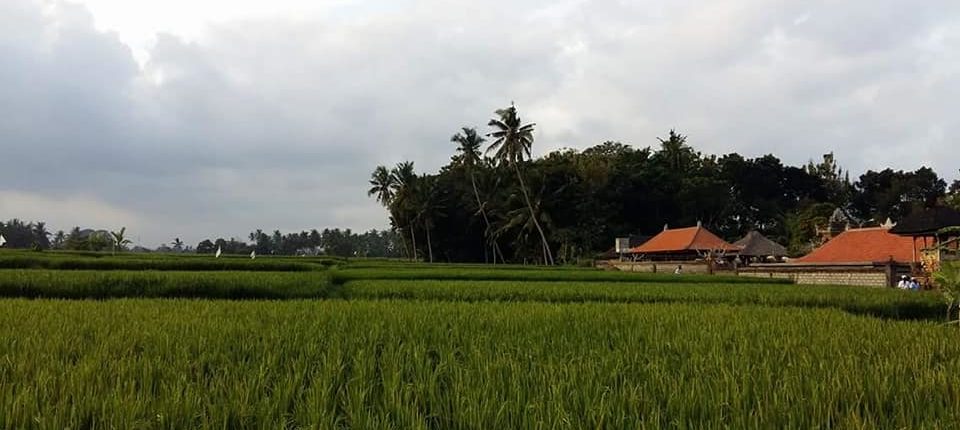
[215,246,222,258]
[250,250,256,259]
[0,234,5,246]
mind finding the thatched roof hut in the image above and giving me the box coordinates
[889,206,960,237]
[734,231,787,258]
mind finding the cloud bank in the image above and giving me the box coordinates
[1,0,958,246]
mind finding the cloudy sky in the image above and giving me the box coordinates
[1,0,958,247]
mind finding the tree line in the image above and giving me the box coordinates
[190,228,402,257]
[0,222,132,252]
[0,220,402,258]
[369,104,960,264]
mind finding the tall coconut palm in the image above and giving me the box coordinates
[367,165,396,206]
[487,103,554,265]
[412,176,441,263]
[390,161,419,261]
[452,127,505,264]
[369,165,412,258]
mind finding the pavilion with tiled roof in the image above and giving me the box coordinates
[795,226,918,264]
[630,223,740,260]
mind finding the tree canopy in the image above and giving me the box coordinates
[368,107,955,263]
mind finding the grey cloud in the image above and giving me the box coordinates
[1,0,958,246]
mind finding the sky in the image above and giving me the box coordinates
[1,0,958,247]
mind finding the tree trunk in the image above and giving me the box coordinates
[409,222,418,261]
[513,162,554,265]
[425,220,434,263]
[398,228,410,259]
[470,172,505,265]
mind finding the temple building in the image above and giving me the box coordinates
[629,223,740,261]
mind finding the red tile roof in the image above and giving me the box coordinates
[796,227,918,264]
[630,225,740,254]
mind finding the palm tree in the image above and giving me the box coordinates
[32,222,51,249]
[171,238,184,252]
[411,176,444,263]
[368,165,396,206]
[390,161,419,261]
[110,227,132,253]
[52,230,66,249]
[487,103,554,265]
[452,127,505,264]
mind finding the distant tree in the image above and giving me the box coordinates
[368,165,396,206]
[171,238,185,252]
[947,175,960,211]
[110,227,132,253]
[31,222,51,249]
[65,227,87,250]
[52,230,66,249]
[196,239,216,254]
[390,161,419,260]
[806,152,852,207]
[487,103,553,265]
[853,168,946,222]
[655,129,699,173]
[87,231,112,252]
[452,127,504,263]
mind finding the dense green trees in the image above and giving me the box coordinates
[194,228,402,257]
[369,105,953,263]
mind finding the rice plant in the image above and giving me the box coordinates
[0,299,956,428]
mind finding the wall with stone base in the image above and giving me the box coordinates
[738,263,907,288]
[607,261,716,274]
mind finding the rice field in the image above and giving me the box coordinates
[0,254,956,428]
[0,300,957,429]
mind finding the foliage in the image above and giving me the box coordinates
[110,227,132,253]
[852,167,947,222]
[370,113,953,263]
[487,104,553,265]
[199,228,402,257]
[0,219,51,249]
[933,261,960,327]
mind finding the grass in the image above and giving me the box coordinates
[330,266,790,284]
[0,253,330,271]
[0,270,934,322]
[341,279,947,320]
[0,257,953,427]
[0,299,956,428]
[0,270,332,299]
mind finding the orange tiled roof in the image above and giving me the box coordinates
[796,227,918,264]
[630,225,740,254]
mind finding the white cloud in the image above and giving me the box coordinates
[1,0,958,247]
[0,190,143,235]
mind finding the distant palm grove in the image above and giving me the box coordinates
[369,104,960,264]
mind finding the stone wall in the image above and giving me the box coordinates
[607,261,719,274]
[738,263,909,288]
[604,260,910,288]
